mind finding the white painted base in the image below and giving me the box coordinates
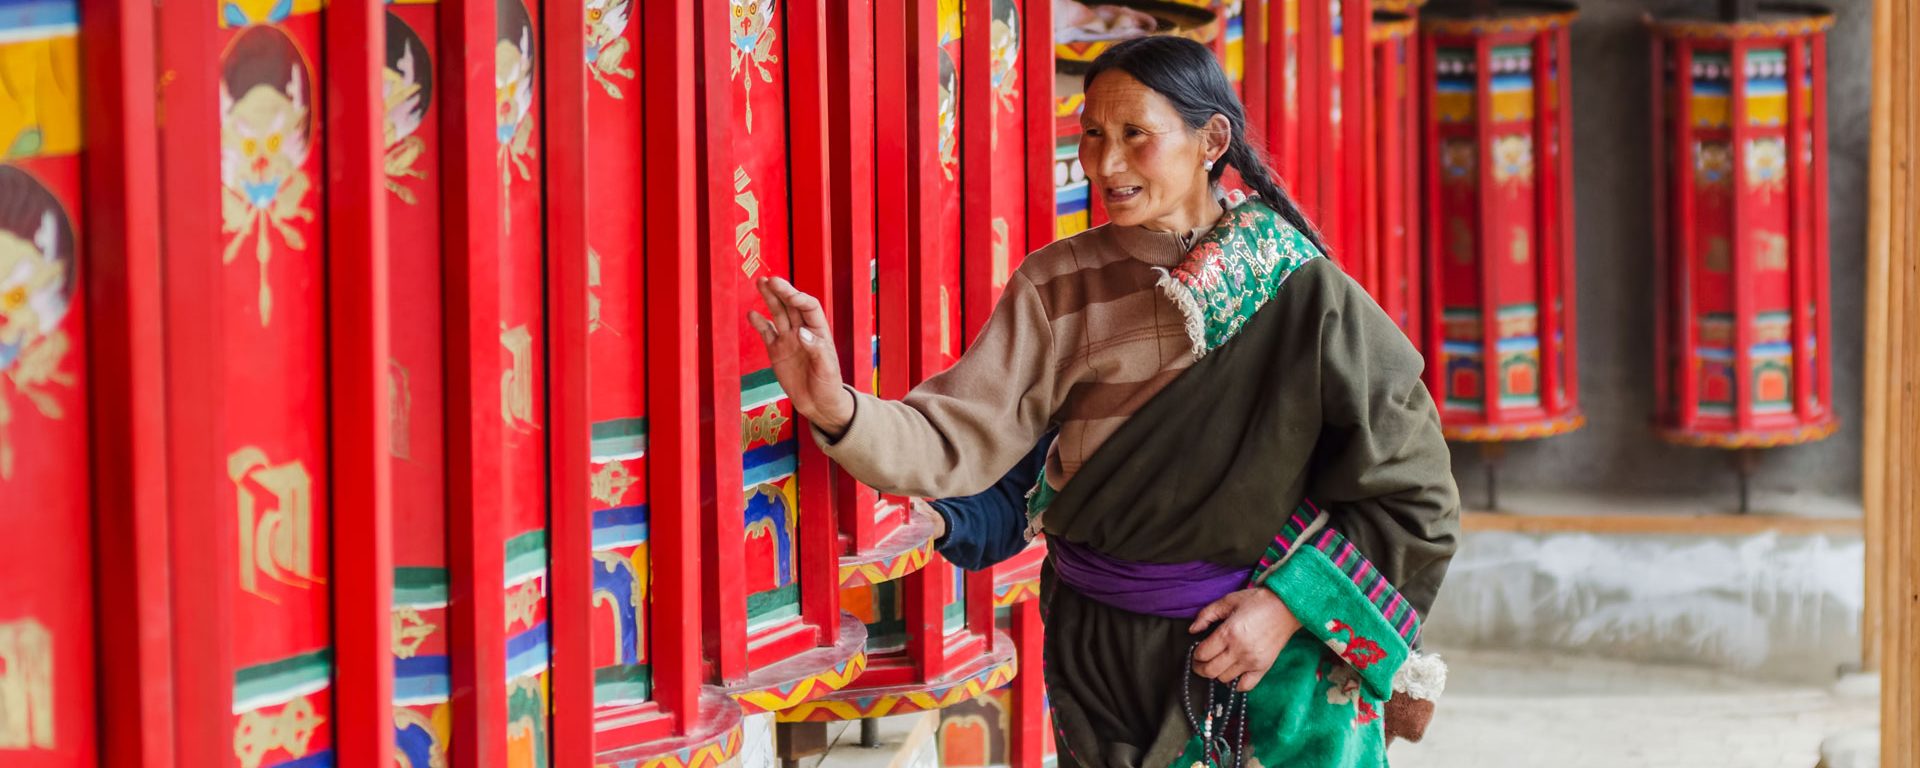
[1424,529,1864,684]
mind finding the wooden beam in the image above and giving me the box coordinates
[1874,0,1920,759]
[1865,0,1896,672]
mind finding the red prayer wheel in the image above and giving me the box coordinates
[1419,1,1584,442]
[1356,8,1424,341]
[1649,7,1838,449]
[1293,0,1371,257]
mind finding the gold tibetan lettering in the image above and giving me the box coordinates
[230,446,318,598]
[0,618,53,750]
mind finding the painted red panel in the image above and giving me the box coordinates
[494,0,552,760]
[725,0,810,661]
[0,109,96,765]
[582,0,652,716]
[383,1,455,762]
[214,6,337,763]
[983,0,1028,327]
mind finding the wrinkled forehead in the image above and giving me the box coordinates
[1082,70,1184,129]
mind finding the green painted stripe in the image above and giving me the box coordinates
[591,417,649,441]
[746,582,800,621]
[594,665,653,704]
[748,603,801,632]
[505,530,548,582]
[394,567,449,605]
[741,368,787,406]
[591,418,649,459]
[234,649,332,708]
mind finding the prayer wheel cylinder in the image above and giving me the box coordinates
[1419,1,1584,442]
[1649,7,1838,448]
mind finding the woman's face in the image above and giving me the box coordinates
[1078,70,1222,231]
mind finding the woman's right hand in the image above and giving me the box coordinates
[750,276,856,438]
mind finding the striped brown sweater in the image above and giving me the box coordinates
[818,221,1217,499]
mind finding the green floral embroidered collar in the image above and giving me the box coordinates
[1155,199,1324,359]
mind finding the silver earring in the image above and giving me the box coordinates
[1205,159,1215,171]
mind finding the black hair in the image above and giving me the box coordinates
[1084,35,1328,255]
[385,10,432,112]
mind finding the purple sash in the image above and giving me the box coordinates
[1048,537,1248,619]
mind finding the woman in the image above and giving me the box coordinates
[751,36,1458,768]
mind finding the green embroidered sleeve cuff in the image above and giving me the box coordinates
[1260,531,1417,701]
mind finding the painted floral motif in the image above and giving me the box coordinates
[233,694,324,768]
[1317,658,1381,729]
[1158,201,1323,359]
[989,0,1021,115]
[729,0,779,132]
[497,0,538,233]
[588,460,639,507]
[0,165,74,481]
[220,26,316,327]
[1440,140,1474,182]
[384,11,432,204]
[1492,135,1532,184]
[741,403,788,451]
[1746,137,1787,192]
[1695,141,1733,186]
[1323,619,1386,671]
[938,47,959,179]
[392,606,437,659]
[584,0,635,98]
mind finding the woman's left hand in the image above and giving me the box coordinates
[1189,588,1301,692]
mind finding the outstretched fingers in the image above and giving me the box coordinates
[756,277,792,335]
[748,311,778,346]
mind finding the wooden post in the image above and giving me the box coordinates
[1872,0,1920,759]
[1864,0,1894,672]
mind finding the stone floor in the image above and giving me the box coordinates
[1389,648,1879,768]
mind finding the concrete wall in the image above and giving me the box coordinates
[1439,0,1874,505]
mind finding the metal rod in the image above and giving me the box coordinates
[1481,443,1506,511]
[860,718,881,748]
[1737,449,1757,514]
